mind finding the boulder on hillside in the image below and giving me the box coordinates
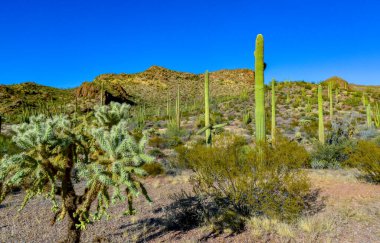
[76,82,136,105]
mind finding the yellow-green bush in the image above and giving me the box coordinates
[175,135,312,232]
[346,140,380,183]
[142,162,165,176]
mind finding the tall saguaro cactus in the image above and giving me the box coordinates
[100,81,104,106]
[373,103,380,128]
[329,82,333,120]
[176,85,181,129]
[204,70,211,145]
[271,79,276,142]
[367,104,372,128]
[318,85,325,144]
[254,34,266,143]
[197,71,227,146]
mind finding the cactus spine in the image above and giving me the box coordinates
[318,85,325,144]
[254,34,266,143]
[271,79,276,142]
[367,104,372,128]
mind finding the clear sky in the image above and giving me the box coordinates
[0,0,379,88]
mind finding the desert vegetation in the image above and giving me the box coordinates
[0,34,380,242]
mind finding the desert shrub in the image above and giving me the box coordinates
[164,119,187,147]
[311,119,355,169]
[345,96,361,107]
[174,135,312,232]
[346,140,380,183]
[142,162,165,176]
[148,135,166,149]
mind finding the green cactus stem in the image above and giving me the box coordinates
[271,79,276,142]
[329,82,333,120]
[367,103,372,128]
[100,81,104,106]
[197,70,227,146]
[176,85,181,129]
[166,92,170,117]
[204,70,211,145]
[373,103,380,128]
[306,97,312,113]
[318,85,325,144]
[362,93,367,107]
[254,34,266,143]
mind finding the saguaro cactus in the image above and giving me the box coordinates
[362,92,367,107]
[271,79,276,142]
[166,92,170,117]
[197,71,227,146]
[100,81,104,105]
[204,70,211,145]
[329,82,333,120]
[176,85,181,129]
[254,34,266,143]
[373,103,380,128]
[318,85,325,144]
[367,104,372,128]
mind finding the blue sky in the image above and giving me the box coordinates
[0,0,379,88]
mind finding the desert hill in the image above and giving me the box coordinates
[0,66,379,123]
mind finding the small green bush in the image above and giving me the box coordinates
[310,119,355,169]
[346,140,380,183]
[142,162,165,176]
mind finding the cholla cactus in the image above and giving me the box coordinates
[94,102,131,128]
[0,103,153,243]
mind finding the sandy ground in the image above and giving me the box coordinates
[0,170,379,243]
